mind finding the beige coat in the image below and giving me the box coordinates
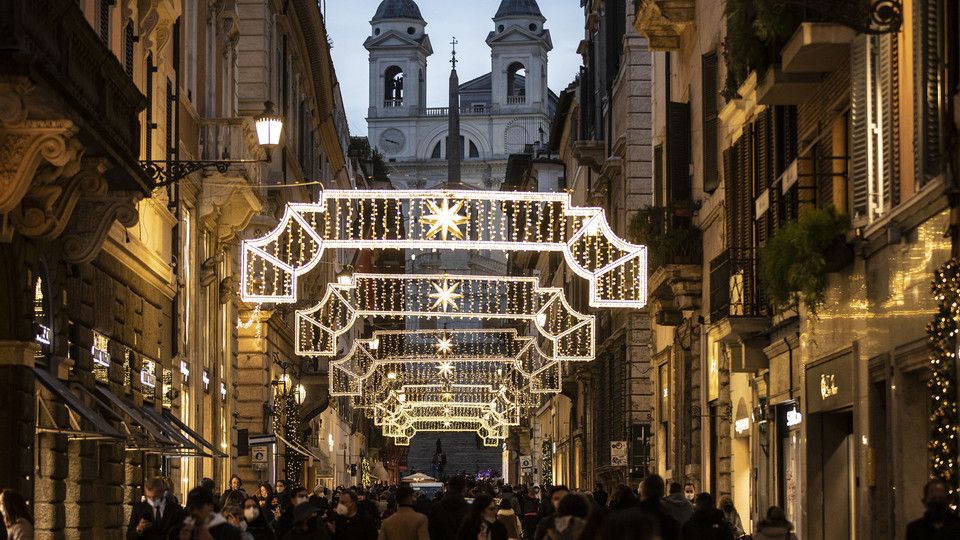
[497,509,523,540]
[6,518,34,540]
[378,506,429,540]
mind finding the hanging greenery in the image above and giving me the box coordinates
[274,392,305,485]
[723,0,802,97]
[541,439,553,486]
[928,258,960,500]
[759,207,849,313]
[629,204,702,271]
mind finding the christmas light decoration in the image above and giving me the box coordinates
[928,258,960,499]
[428,278,464,311]
[296,273,595,361]
[240,189,647,308]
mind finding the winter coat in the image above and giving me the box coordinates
[496,509,523,540]
[457,518,508,540]
[378,506,430,540]
[753,519,798,540]
[428,493,470,540]
[635,499,680,540]
[499,492,522,517]
[330,511,378,540]
[542,516,586,540]
[660,493,694,526]
[680,508,735,540]
[906,511,960,540]
[168,513,243,540]
[244,514,276,540]
[127,495,184,540]
[6,518,33,540]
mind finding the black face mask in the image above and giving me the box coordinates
[927,501,951,521]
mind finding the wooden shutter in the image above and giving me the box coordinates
[725,131,754,250]
[124,22,135,76]
[849,35,871,225]
[879,33,900,210]
[913,0,944,185]
[702,52,720,193]
[667,101,692,203]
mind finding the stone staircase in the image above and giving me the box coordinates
[407,433,502,478]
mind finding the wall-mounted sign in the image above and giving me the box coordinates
[251,445,268,464]
[786,407,803,427]
[735,417,750,435]
[519,455,532,470]
[611,440,628,467]
[820,373,839,399]
[806,350,853,414]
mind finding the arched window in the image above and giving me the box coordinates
[431,141,442,159]
[507,62,526,99]
[469,140,480,159]
[384,66,404,106]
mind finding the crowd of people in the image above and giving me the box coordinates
[0,471,952,539]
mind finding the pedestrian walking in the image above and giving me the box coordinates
[636,475,680,540]
[533,486,570,540]
[240,497,276,540]
[538,493,588,540]
[660,482,693,527]
[126,477,183,540]
[496,498,523,540]
[378,485,429,540]
[329,490,377,540]
[222,506,254,540]
[283,502,330,540]
[173,486,243,540]
[499,485,522,516]
[595,508,658,540]
[753,506,796,540]
[905,478,960,540]
[680,493,734,540]
[607,485,637,511]
[521,486,541,540]
[429,476,471,540]
[592,484,608,507]
[719,496,746,538]
[220,476,247,510]
[0,489,33,540]
[456,494,507,540]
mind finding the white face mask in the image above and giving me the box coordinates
[335,503,349,516]
[244,507,259,521]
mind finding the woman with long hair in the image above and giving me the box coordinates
[457,494,508,540]
[0,489,34,540]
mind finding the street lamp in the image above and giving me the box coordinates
[140,101,283,186]
[336,265,355,286]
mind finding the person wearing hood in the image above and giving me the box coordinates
[660,482,693,527]
[499,485,522,517]
[283,502,330,540]
[906,478,959,540]
[680,493,734,540]
[636,475,679,540]
[429,476,471,540]
[239,497,275,540]
[537,494,588,540]
[496,498,523,540]
[329,490,377,540]
[273,487,308,540]
[456,495,508,540]
[753,506,797,540]
[173,487,242,540]
[378,486,429,540]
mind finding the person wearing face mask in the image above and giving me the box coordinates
[283,501,330,540]
[456,494,507,540]
[240,497,276,540]
[173,487,243,540]
[222,506,254,540]
[906,478,959,540]
[533,486,570,540]
[660,482,693,527]
[273,488,308,540]
[328,490,377,540]
[127,477,184,540]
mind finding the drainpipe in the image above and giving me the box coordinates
[783,337,795,402]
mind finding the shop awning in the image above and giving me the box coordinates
[33,368,124,441]
[94,386,209,457]
[162,410,228,458]
[140,405,214,458]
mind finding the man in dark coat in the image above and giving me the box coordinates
[428,476,470,540]
[593,484,608,507]
[681,493,734,540]
[329,490,377,540]
[661,482,694,527]
[636,475,680,540]
[520,486,541,540]
[126,477,184,540]
[906,478,960,540]
[170,487,242,540]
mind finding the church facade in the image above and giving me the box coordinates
[365,0,557,190]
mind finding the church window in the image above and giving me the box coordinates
[431,141,442,159]
[529,23,537,31]
[507,62,526,98]
[469,140,480,158]
[407,27,416,35]
[384,66,404,105]
[498,24,504,32]
[374,27,381,35]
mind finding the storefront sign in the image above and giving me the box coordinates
[611,440,628,466]
[786,407,803,427]
[519,455,532,470]
[806,350,854,413]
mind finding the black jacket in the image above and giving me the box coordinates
[330,512,377,540]
[906,511,960,540]
[245,514,277,540]
[428,493,470,540]
[457,518,508,540]
[636,499,680,540]
[167,515,242,540]
[681,508,735,540]
[126,496,184,540]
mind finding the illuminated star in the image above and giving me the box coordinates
[435,335,454,355]
[428,279,463,311]
[436,361,455,377]
[443,421,452,428]
[442,406,453,416]
[421,198,469,240]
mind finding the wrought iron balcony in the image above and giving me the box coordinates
[709,248,768,322]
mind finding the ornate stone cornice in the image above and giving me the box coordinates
[0,119,82,215]
[60,192,141,264]
[12,158,110,240]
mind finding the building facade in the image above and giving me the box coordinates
[635,0,958,537]
[0,0,352,535]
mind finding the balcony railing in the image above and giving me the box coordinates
[420,105,489,117]
[629,205,702,273]
[709,248,768,322]
[383,99,403,108]
[506,95,526,105]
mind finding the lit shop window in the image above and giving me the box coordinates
[33,278,51,349]
[92,331,111,384]
[141,358,158,390]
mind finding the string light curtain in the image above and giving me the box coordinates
[929,258,960,499]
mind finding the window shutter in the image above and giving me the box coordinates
[702,52,720,193]
[98,0,111,45]
[737,130,754,249]
[124,22,135,76]
[667,101,692,203]
[723,145,737,247]
[913,0,944,185]
[849,35,871,226]
[879,33,900,210]
[815,134,835,210]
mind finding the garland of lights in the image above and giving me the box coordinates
[929,258,960,497]
[541,439,553,485]
[296,273,595,361]
[240,189,648,308]
[273,392,304,484]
